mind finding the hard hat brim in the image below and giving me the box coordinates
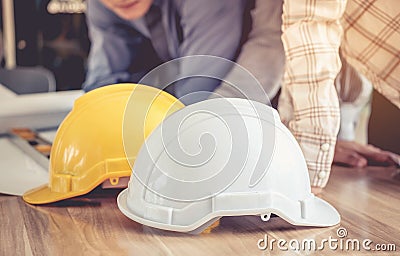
[275,196,341,227]
[117,188,341,233]
[117,189,198,233]
[23,184,85,204]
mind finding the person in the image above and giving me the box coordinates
[333,0,400,170]
[85,0,399,193]
[214,0,399,193]
[83,0,246,104]
[279,0,400,192]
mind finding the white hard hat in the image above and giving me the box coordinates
[117,98,340,233]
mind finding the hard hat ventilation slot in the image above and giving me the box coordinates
[110,178,119,185]
[261,213,271,222]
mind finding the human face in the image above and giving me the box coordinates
[100,0,153,20]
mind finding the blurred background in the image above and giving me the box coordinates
[0,0,398,153]
[0,0,89,91]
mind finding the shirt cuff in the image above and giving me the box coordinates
[292,131,337,188]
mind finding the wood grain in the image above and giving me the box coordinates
[1,166,399,255]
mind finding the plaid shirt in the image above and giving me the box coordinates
[279,0,400,187]
[341,0,400,109]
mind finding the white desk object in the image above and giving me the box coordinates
[0,85,83,195]
[0,84,83,134]
[0,130,56,196]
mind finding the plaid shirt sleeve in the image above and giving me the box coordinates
[341,0,400,109]
[278,0,347,187]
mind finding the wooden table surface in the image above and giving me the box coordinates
[1,166,399,255]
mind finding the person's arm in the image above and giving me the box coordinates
[173,0,246,104]
[278,0,347,188]
[212,0,285,103]
[83,0,146,91]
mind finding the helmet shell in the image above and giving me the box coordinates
[117,98,340,233]
[23,84,184,204]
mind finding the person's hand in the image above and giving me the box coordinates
[333,140,400,168]
[311,186,323,195]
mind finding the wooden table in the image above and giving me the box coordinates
[1,166,399,255]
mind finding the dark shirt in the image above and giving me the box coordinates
[84,0,246,104]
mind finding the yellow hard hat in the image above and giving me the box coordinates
[23,84,184,204]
